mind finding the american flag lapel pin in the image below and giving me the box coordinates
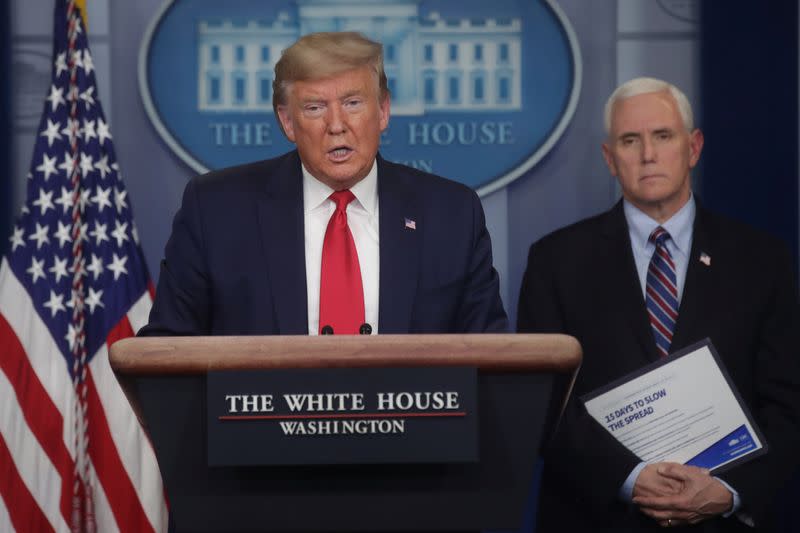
[404,217,416,230]
[699,252,711,266]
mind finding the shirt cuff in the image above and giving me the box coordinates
[620,462,648,502]
[715,477,741,517]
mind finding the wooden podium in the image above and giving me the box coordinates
[110,334,581,532]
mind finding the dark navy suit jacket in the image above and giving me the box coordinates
[518,201,800,532]
[140,151,507,336]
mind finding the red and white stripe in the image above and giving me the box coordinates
[0,260,167,532]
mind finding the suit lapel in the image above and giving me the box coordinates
[377,156,420,333]
[255,151,308,334]
[671,206,716,350]
[601,202,661,363]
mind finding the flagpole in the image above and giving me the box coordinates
[65,1,94,530]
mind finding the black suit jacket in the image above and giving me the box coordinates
[140,150,507,336]
[517,201,800,532]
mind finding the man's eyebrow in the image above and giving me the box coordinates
[618,131,641,140]
[298,94,325,104]
[339,89,364,100]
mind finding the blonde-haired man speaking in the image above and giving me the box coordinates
[141,32,507,337]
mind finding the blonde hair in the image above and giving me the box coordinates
[272,31,389,117]
[604,77,694,134]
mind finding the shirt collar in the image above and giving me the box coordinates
[623,194,695,255]
[302,160,378,215]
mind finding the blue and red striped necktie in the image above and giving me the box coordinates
[646,226,679,357]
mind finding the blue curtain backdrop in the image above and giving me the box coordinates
[700,1,799,274]
[701,5,799,531]
[1,1,11,257]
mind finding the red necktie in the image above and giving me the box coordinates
[319,190,365,335]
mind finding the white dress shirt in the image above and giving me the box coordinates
[303,161,380,335]
[624,195,695,304]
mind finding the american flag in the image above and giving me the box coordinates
[0,1,167,531]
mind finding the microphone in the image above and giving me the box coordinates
[321,325,334,335]
[359,323,372,335]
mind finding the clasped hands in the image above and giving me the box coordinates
[632,462,733,528]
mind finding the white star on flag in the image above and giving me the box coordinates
[80,85,95,108]
[61,117,81,143]
[114,186,128,213]
[79,151,94,177]
[85,286,104,313]
[9,226,25,251]
[53,220,73,247]
[58,150,77,175]
[111,220,130,247]
[43,290,66,317]
[64,323,77,350]
[78,188,91,213]
[86,253,105,280]
[49,256,69,283]
[82,48,95,75]
[91,185,113,212]
[36,152,59,181]
[89,221,109,245]
[40,118,63,146]
[54,185,75,214]
[26,256,46,283]
[54,51,68,77]
[28,222,51,249]
[97,117,112,145]
[46,84,66,111]
[32,188,55,215]
[83,118,97,142]
[107,253,129,280]
[94,154,111,178]
[70,48,84,69]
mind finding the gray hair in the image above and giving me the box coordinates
[272,31,389,118]
[604,77,694,134]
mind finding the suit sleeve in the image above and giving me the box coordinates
[454,190,508,333]
[138,178,212,336]
[718,243,800,528]
[517,239,641,514]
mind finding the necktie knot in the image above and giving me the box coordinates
[330,190,355,212]
[649,226,671,248]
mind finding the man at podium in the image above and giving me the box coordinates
[139,32,507,338]
[517,77,800,531]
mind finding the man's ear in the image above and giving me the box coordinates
[277,106,296,142]
[378,94,390,132]
[688,128,704,169]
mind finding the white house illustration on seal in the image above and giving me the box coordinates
[196,0,522,115]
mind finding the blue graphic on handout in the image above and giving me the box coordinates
[686,425,756,470]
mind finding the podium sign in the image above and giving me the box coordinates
[207,367,478,465]
[110,334,582,532]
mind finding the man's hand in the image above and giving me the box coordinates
[633,463,733,527]
[633,463,685,498]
